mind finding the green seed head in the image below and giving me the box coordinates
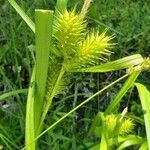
[54,8,86,59]
[105,114,117,133]
[119,119,134,135]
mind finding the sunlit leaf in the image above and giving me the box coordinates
[73,54,144,72]
[135,83,150,149]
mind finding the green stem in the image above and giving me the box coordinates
[22,73,128,150]
[38,66,65,133]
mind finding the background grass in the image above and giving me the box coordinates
[0,0,150,149]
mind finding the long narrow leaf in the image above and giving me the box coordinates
[74,54,144,72]
[99,113,108,150]
[7,0,35,32]
[34,10,54,136]
[0,133,19,149]
[135,83,150,149]
[0,89,28,101]
[105,71,140,114]
[25,68,35,150]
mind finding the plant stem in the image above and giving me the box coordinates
[38,66,65,133]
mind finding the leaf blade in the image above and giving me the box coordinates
[135,83,150,149]
[105,71,140,114]
[25,68,35,150]
[73,54,144,72]
[7,0,35,32]
[34,9,54,136]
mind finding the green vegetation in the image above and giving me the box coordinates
[0,0,149,149]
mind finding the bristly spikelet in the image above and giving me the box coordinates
[45,57,68,103]
[53,8,86,59]
[119,119,134,135]
[78,31,112,61]
[66,31,112,70]
[104,114,134,137]
[127,57,150,74]
[140,57,150,71]
[105,114,117,134]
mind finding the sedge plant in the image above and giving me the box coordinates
[2,0,149,149]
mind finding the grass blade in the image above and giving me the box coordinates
[7,0,35,32]
[99,113,108,150]
[25,68,35,150]
[135,83,150,149]
[0,133,19,149]
[105,71,140,114]
[34,9,54,136]
[75,54,144,72]
[0,89,28,101]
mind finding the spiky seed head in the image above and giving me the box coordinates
[105,114,117,133]
[127,57,150,74]
[142,57,150,70]
[119,119,134,135]
[78,31,112,56]
[53,8,86,59]
[67,31,113,70]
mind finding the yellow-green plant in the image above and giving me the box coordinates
[3,0,149,149]
[94,112,134,145]
[88,110,147,150]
